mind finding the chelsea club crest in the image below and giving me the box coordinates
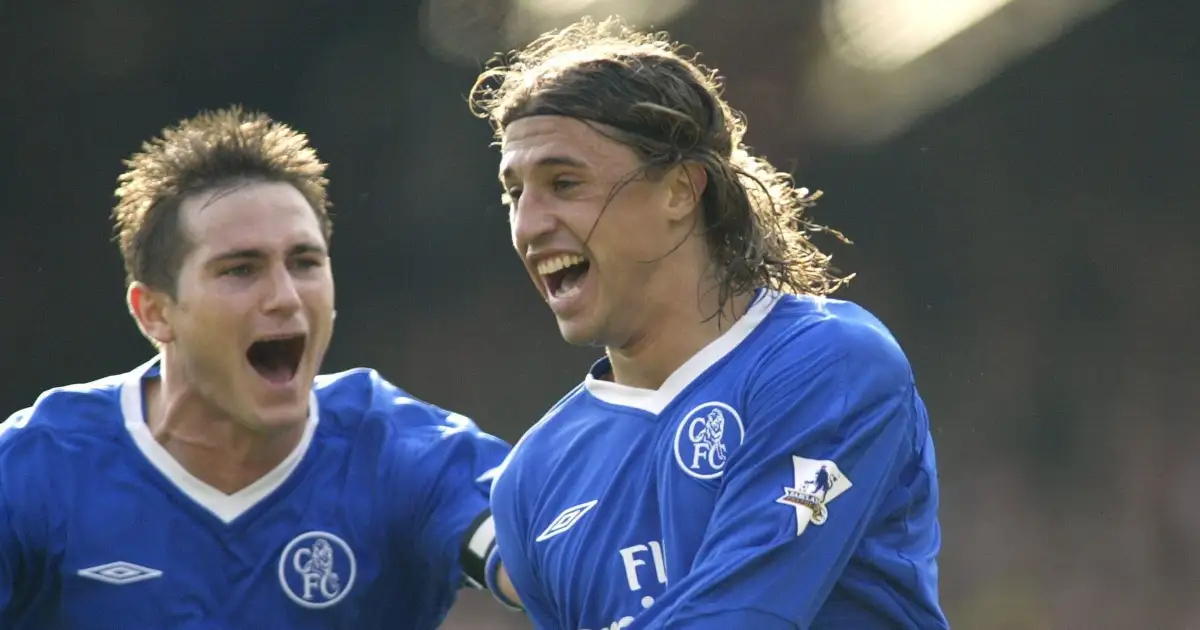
[279,531,357,609]
[673,401,745,480]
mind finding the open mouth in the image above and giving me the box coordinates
[246,334,306,384]
[537,253,591,299]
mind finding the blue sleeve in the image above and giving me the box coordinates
[0,453,17,620]
[0,499,17,623]
[0,410,44,624]
[631,319,920,630]
[399,404,512,589]
[489,444,560,626]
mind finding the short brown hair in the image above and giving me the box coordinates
[469,17,850,312]
[113,106,332,296]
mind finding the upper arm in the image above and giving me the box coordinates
[633,320,921,629]
[403,408,512,584]
[0,463,18,618]
[0,409,45,622]
[489,450,558,624]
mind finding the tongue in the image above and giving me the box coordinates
[557,265,587,295]
[253,358,295,383]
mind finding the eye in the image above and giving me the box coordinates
[502,188,522,206]
[222,264,254,277]
[551,178,578,192]
[292,257,324,271]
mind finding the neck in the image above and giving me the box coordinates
[143,364,306,495]
[607,285,754,391]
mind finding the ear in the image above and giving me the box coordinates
[127,282,175,346]
[663,162,708,223]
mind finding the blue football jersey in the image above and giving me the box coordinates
[0,359,511,629]
[491,293,949,630]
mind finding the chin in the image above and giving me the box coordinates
[250,403,311,433]
[556,319,603,348]
[246,386,312,432]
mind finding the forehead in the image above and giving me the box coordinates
[499,116,636,179]
[179,181,324,254]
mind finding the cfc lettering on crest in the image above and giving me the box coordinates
[278,531,357,609]
[673,401,745,480]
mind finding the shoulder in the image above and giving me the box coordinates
[493,384,588,481]
[315,367,416,425]
[512,382,587,449]
[0,371,126,457]
[735,295,919,438]
[756,294,913,389]
[0,372,127,513]
[316,367,478,434]
[314,366,508,464]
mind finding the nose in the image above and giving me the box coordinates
[510,190,558,254]
[262,263,302,317]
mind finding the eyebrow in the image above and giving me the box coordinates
[499,155,589,181]
[206,243,327,265]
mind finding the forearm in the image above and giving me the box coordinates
[483,545,525,611]
[496,562,522,607]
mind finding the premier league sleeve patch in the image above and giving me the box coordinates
[775,456,852,535]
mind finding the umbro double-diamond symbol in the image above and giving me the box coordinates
[536,499,599,542]
[77,561,163,585]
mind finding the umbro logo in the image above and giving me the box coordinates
[77,561,163,585]
[536,499,599,543]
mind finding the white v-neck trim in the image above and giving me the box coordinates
[583,291,782,415]
[120,359,319,524]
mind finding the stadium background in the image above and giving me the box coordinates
[1,0,1195,627]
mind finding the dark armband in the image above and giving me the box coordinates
[460,509,523,611]
[460,509,496,590]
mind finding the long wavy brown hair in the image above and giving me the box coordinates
[470,17,851,316]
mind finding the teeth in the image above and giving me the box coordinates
[536,253,586,276]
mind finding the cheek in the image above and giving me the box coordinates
[172,287,251,347]
[594,202,664,260]
[171,309,239,376]
[184,306,240,349]
[303,283,336,318]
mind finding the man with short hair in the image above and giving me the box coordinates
[0,107,517,628]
